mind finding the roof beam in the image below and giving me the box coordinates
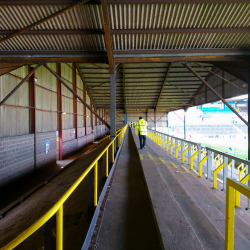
[1,0,248,4]
[156,62,172,110]
[101,0,114,73]
[185,66,216,109]
[182,62,249,127]
[0,27,249,36]
[106,0,250,3]
[111,28,250,35]
[0,0,92,45]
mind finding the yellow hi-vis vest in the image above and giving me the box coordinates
[136,119,147,135]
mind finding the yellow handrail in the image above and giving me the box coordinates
[175,143,182,159]
[213,162,225,189]
[225,178,250,250]
[166,140,171,152]
[170,141,176,155]
[190,149,198,170]
[198,155,208,177]
[237,163,244,174]
[215,157,221,169]
[235,174,250,207]
[162,138,168,149]
[1,125,128,250]
[239,166,247,182]
[182,146,189,164]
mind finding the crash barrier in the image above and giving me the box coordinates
[146,129,250,250]
[147,129,250,209]
[1,126,128,250]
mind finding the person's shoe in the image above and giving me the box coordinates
[140,147,143,149]
[143,146,146,148]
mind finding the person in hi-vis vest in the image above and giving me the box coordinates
[136,116,147,149]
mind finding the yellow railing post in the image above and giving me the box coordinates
[235,174,250,207]
[213,162,225,189]
[112,142,114,163]
[162,138,168,149]
[94,162,98,206]
[170,141,176,155]
[56,205,63,250]
[175,143,182,159]
[190,150,198,170]
[225,180,235,250]
[106,149,109,177]
[239,166,247,181]
[237,163,243,174]
[166,140,171,152]
[198,155,208,177]
[215,157,221,169]
[182,146,189,164]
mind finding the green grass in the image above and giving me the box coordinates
[194,138,248,160]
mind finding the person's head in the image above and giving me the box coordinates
[139,116,142,120]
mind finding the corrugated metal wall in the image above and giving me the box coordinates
[36,63,58,132]
[61,63,74,130]
[0,63,101,138]
[0,67,29,137]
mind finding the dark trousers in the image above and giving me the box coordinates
[139,134,146,148]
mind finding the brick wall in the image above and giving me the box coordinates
[0,134,34,188]
[36,131,57,169]
[62,139,78,159]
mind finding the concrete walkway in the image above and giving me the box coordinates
[96,128,161,250]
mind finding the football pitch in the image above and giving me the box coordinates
[194,138,248,160]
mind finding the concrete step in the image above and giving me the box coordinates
[144,134,250,249]
[156,163,224,250]
[165,161,250,250]
[131,131,203,250]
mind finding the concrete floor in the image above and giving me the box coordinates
[96,129,161,250]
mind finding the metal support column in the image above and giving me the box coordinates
[247,60,250,210]
[223,156,228,193]
[110,73,116,151]
[167,112,169,134]
[147,110,148,128]
[57,63,63,161]
[207,149,212,181]
[154,109,156,131]
[125,114,127,125]
[30,67,37,170]
[198,143,201,171]
[73,63,77,139]
[184,110,186,140]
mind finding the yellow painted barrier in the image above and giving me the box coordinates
[198,155,208,177]
[239,166,247,182]
[215,157,221,169]
[235,174,249,207]
[0,125,128,250]
[175,143,182,159]
[166,140,172,152]
[182,146,189,163]
[159,137,164,146]
[170,141,176,155]
[162,138,168,149]
[228,161,232,171]
[213,162,225,189]
[190,150,198,170]
[237,163,244,174]
[225,178,250,250]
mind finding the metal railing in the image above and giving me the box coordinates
[225,177,250,250]
[146,129,250,250]
[1,125,128,250]
[147,129,250,207]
